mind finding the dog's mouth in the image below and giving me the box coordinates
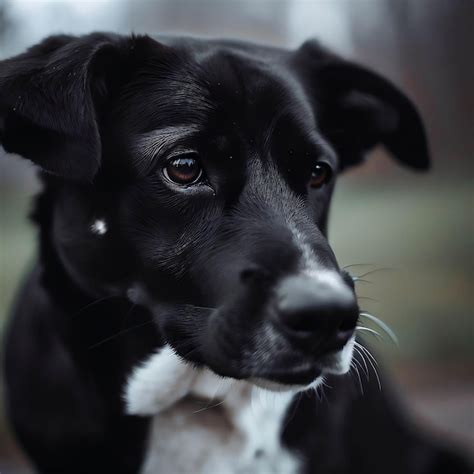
[126,287,358,418]
[144,271,358,390]
[192,310,357,390]
[251,365,323,388]
[125,331,356,418]
[245,334,356,388]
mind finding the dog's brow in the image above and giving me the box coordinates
[133,125,200,173]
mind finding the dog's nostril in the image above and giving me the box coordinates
[337,313,358,333]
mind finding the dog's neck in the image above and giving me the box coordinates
[125,346,300,474]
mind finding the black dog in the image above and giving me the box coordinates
[1,33,471,473]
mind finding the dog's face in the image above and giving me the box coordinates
[0,34,429,387]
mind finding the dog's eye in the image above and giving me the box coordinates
[163,154,203,185]
[310,162,332,188]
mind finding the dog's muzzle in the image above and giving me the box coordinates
[246,271,359,386]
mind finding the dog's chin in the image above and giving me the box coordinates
[247,336,356,393]
[125,337,356,417]
[249,373,324,393]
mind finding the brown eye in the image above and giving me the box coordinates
[163,154,203,185]
[310,162,332,188]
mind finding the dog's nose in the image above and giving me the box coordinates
[275,274,358,353]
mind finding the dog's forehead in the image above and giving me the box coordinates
[126,41,311,131]
[193,42,316,130]
[121,40,332,173]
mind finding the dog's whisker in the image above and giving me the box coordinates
[366,356,381,391]
[355,341,379,367]
[353,359,369,392]
[359,311,399,346]
[352,277,373,284]
[353,345,370,379]
[356,326,384,341]
[352,347,369,379]
[352,356,366,375]
[210,377,226,401]
[321,379,332,404]
[350,362,364,396]
[192,398,226,414]
[313,385,322,402]
[72,294,121,319]
[315,383,326,403]
[342,263,378,270]
[354,267,394,279]
[355,342,381,390]
[199,377,234,414]
[179,345,202,361]
[283,392,303,430]
[315,379,328,404]
[322,378,332,390]
[87,320,153,350]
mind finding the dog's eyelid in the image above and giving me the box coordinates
[146,148,201,177]
[166,148,200,161]
[311,135,338,165]
[133,126,200,174]
[308,149,334,170]
[314,157,333,168]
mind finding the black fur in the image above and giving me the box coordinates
[1,33,470,473]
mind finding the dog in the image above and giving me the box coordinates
[1,33,471,473]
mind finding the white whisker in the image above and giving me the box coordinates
[356,325,383,341]
[355,342,381,391]
[355,267,393,279]
[353,349,369,379]
[352,277,373,284]
[342,263,377,270]
[353,345,370,379]
[359,311,398,345]
[351,362,364,395]
[192,398,226,414]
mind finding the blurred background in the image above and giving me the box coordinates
[0,0,472,471]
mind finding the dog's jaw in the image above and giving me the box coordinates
[124,339,354,417]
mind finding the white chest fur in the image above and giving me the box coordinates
[125,346,302,474]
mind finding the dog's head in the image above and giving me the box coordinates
[0,34,429,387]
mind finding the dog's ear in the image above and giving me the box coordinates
[296,40,430,171]
[0,33,155,182]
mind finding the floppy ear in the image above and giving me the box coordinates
[296,40,430,171]
[0,33,152,182]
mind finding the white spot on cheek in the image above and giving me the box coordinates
[126,285,148,305]
[90,218,108,235]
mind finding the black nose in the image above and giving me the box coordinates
[275,274,358,354]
